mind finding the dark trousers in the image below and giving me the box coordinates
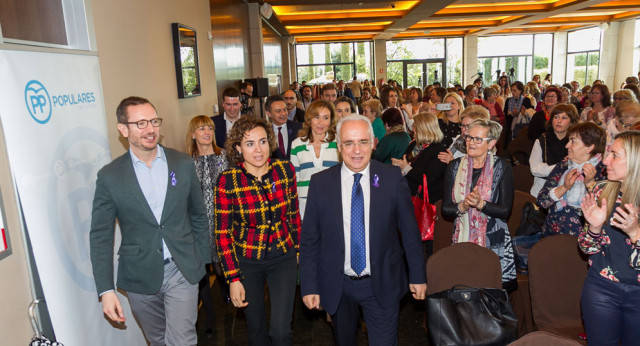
[581,269,640,346]
[332,276,399,346]
[240,252,297,346]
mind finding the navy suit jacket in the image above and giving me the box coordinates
[271,120,302,160]
[293,108,305,123]
[300,161,426,315]
[211,114,228,148]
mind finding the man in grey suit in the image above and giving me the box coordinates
[90,96,210,346]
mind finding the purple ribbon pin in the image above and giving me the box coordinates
[170,171,177,186]
[373,174,380,188]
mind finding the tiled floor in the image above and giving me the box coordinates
[195,275,429,345]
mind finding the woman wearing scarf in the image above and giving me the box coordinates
[537,122,607,237]
[529,104,578,197]
[504,81,534,143]
[442,118,517,291]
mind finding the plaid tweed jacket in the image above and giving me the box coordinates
[214,159,301,283]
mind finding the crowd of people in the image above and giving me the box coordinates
[89,73,640,345]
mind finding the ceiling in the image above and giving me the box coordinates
[258,0,640,43]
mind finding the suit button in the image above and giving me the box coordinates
[158,248,162,253]
[267,220,272,225]
[159,225,164,229]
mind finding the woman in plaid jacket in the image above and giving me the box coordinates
[214,115,301,346]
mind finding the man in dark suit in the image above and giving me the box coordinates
[337,80,356,103]
[283,89,305,123]
[300,114,426,345]
[267,94,302,160]
[211,87,242,148]
[90,96,210,346]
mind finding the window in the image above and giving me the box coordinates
[295,42,373,84]
[477,34,552,87]
[0,0,91,50]
[566,27,601,86]
[385,38,461,88]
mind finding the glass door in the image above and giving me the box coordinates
[405,63,424,89]
[426,62,443,86]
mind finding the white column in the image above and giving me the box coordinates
[464,35,478,85]
[552,32,567,84]
[615,20,636,88]
[373,39,387,87]
[600,22,619,86]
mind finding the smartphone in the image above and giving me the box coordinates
[436,103,452,111]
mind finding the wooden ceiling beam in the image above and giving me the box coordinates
[374,0,458,40]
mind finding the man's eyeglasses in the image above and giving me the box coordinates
[122,118,163,129]
[283,97,296,101]
[341,139,371,149]
[464,135,491,144]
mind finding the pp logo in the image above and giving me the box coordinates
[24,80,52,124]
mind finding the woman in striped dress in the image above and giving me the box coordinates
[290,100,340,219]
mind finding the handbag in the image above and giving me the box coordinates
[412,174,436,241]
[426,286,518,346]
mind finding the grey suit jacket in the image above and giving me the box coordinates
[89,146,210,295]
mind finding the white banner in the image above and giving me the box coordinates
[0,50,145,345]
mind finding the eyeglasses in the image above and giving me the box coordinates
[341,139,371,149]
[613,97,625,101]
[464,135,491,144]
[589,92,601,95]
[283,97,296,101]
[122,118,163,129]
[544,94,557,99]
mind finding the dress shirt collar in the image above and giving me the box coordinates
[129,145,166,166]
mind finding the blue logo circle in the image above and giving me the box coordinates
[24,80,52,124]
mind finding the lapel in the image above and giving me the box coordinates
[368,162,382,244]
[160,147,176,224]
[120,152,158,223]
[329,166,345,252]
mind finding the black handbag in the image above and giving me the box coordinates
[426,286,518,346]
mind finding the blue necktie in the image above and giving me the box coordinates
[351,173,366,275]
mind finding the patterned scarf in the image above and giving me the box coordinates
[452,152,495,247]
[555,154,601,210]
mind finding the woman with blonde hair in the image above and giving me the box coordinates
[392,112,447,203]
[186,115,230,332]
[361,98,386,141]
[438,92,465,148]
[580,131,640,344]
[289,100,340,218]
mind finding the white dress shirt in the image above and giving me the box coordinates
[341,163,371,276]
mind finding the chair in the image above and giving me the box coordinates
[426,242,502,295]
[508,331,582,345]
[432,200,454,255]
[512,164,534,193]
[507,190,537,238]
[505,127,533,166]
[528,235,588,343]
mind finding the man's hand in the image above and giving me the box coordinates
[101,291,126,323]
[230,281,249,308]
[410,283,427,300]
[302,294,321,310]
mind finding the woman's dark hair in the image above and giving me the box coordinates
[510,81,524,93]
[379,85,397,108]
[544,86,563,102]
[432,87,447,102]
[335,96,356,113]
[380,108,404,127]
[624,84,640,101]
[591,84,612,108]
[225,116,276,166]
[567,122,606,157]
[464,84,476,96]
[409,87,423,103]
[546,104,579,129]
